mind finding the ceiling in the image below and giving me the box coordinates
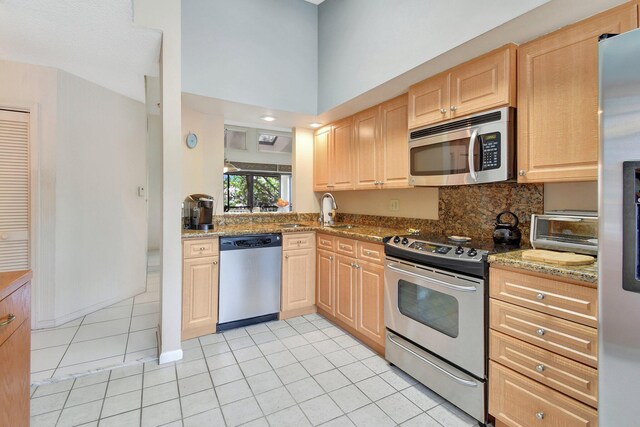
[0,0,161,102]
[303,0,326,4]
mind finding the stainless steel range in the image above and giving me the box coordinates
[384,234,499,424]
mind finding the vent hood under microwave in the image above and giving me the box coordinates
[408,107,515,186]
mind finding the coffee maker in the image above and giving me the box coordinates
[182,194,215,231]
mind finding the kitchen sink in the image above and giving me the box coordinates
[280,223,303,228]
[325,224,355,229]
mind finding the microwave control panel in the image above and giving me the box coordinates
[480,132,501,171]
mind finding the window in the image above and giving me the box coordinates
[257,131,292,153]
[223,172,291,212]
[224,128,247,150]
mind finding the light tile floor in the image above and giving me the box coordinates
[31,270,161,383]
[30,313,481,427]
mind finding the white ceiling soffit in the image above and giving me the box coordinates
[303,0,325,5]
[0,0,161,102]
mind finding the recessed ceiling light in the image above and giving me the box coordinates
[261,115,276,122]
[310,123,323,128]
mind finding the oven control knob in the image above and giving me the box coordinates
[468,248,477,257]
[455,246,464,255]
[401,237,410,245]
[393,236,401,244]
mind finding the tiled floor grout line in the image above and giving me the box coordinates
[52,377,76,426]
[50,316,86,378]
[121,298,138,360]
[94,369,112,425]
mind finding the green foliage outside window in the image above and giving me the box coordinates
[224,173,283,211]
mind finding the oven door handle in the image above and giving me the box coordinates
[468,128,479,182]
[387,334,478,388]
[386,264,478,293]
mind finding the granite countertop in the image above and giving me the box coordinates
[489,250,598,284]
[182,222,408,243]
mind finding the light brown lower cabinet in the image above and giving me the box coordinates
[490,362,598,427]
[182,238,219,340]
[0,270,32,427]
[316,234,385,352]
[281,233,316,319]
[489,266,599,427]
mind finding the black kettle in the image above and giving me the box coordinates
[493,210,522,247]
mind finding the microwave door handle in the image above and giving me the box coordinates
[468,129,479,181]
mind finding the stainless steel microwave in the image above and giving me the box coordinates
[408,107,515,186]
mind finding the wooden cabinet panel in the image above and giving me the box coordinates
[490,267,597,327]
[282,248,315,312]
[316,234,334,251]
[182,255,218,340]
[0,283,29,347]
[184,238,218,259]
[283,232,314,251]
[450,45,516,119]
[380,94,409,188]
[357,241,384,265]
[332,118,354,190]
[316,249,335,315]
[408,72,450,128]
[490,362,598,427]
[357,261,385,346]
[335,237,357,257]
[0,320,30,427]
[490,299,598,368]
[354,107,379,189]
[517,3,637,183]
[313,126,331,191]
[334,255,357,328]
[490,330,598,408]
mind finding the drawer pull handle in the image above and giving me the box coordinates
[213,261,218,265]
[535,411,545,420]
[340,245,347,250]
[322,240,329,244]
[536,328,546,336]
[297,240,302,244]
[0,314,16,327]
[536,293,545,300]
[535,364,545,373]
[365,250,372,255]
[329,256,333,260]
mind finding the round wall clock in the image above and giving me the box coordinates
[186,132,198,149]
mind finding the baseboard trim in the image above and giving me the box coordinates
[159,349,183,364]
[279,305,317,320]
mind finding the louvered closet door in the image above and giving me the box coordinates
[0,110,29,272]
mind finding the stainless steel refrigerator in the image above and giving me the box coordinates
[599,28,640,425]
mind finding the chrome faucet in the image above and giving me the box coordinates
[320,193,338,226]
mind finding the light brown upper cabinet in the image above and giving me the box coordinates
[354,94,410,190]
[313,118,355,191]
[408,44,516,129]
[517,2,637,183]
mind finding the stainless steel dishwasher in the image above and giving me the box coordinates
[218,234,282,331]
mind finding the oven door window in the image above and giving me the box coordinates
[397,279,459,338]
[410,137,480,176]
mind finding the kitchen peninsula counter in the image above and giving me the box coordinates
[489,250,598,285]
[182,222,408,244]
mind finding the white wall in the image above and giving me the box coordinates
[182,0,318,114]
[317,0,548,112]
[292,128,319,213]
[0,60,149,327]
[134,0,183,365]
[331,188,439,219]
[54,70,148,321]
[0,60,58,327]
[182,106,225,212]
[147,114,162,251]
[544,182,598,212]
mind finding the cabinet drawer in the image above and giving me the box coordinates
[357,241,384,264]
[490,299,597,368]
[489,362,597,427]
[335,237,357,257]
[490,330,598,408]
[0,283,29,347]
[490,268,597,327]
[317,234,335,251]
[183,238,218,258]
[283,232,315,250]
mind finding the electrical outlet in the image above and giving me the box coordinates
[389,199,399,211]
